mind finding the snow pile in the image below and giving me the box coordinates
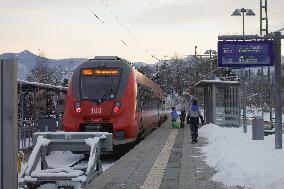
[31,167,84,177]
[199,124,284,189]
[46,151,84,168]
[38,182,82,189]
[85,137,101,174]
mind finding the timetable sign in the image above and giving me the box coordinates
[218,41,274,68]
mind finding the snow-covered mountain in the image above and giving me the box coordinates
[0,50,152,80]
[133,62,149,68]
[0,50,85,80]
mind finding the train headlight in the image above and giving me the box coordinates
[74,102,82,113]
[112,101,121,113]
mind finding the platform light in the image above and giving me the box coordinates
[246,9,256,16]
[231,8,255,35]
[231,9,242,16]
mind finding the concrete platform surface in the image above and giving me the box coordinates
[86,120,244,189]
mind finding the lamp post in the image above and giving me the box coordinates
[231,8,256,35]
[205,49,217,79]
[231,8,255,133]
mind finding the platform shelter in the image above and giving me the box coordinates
[195,80,241,127]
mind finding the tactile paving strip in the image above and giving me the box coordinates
[140,129,178,189]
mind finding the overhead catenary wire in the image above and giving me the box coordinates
[80,0,105,24]
[89,9,105,24]
[120,40,128,47]
[80,0,174,69]
[81,0,135,58]
[98,0,162,62]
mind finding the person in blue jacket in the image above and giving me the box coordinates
[187,100,204,143]
[171,107,178,123]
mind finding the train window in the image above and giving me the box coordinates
[137,84,161,111]
[136,85,142,112]
[80,74,121,101]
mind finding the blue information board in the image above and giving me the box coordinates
[218,41,274,68]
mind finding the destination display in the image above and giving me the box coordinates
[218,41,274,68]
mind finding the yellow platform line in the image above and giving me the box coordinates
[140,129,178,189]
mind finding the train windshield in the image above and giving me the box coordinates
[80,71,121,101]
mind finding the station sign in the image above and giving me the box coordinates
[218,41,274,68]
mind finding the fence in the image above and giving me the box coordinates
[18,119,38,150]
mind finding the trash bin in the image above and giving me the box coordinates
[252,116,264,140]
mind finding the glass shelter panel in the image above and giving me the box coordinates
[215,86,240,127]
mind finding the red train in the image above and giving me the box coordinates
[63,56,167,146]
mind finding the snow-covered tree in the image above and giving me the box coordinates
[26,54,67,86]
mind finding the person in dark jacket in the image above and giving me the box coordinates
[187,100,204,143]
[179,110,186,128]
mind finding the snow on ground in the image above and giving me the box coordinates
[46,151,84,168]
[199,124,284,189]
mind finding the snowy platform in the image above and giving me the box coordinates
[86,120,242,189]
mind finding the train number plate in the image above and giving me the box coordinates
[85,125,102,132]
[91,107,102,114]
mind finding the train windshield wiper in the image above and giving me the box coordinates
[81,96,90,100]
[99,87,114,102]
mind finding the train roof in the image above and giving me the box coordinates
[92,56,122,60]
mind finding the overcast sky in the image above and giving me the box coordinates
[0,0,283,63]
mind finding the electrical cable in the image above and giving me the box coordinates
[98,0,163,62]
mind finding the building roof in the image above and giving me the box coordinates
[18,80,68,91]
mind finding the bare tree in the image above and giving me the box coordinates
[26,53,66,86]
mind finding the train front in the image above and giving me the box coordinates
[63,56,138,145]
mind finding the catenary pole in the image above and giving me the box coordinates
[242,10,247,133]
[274,31,282,149]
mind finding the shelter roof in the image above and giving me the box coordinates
[195,79,240,87]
